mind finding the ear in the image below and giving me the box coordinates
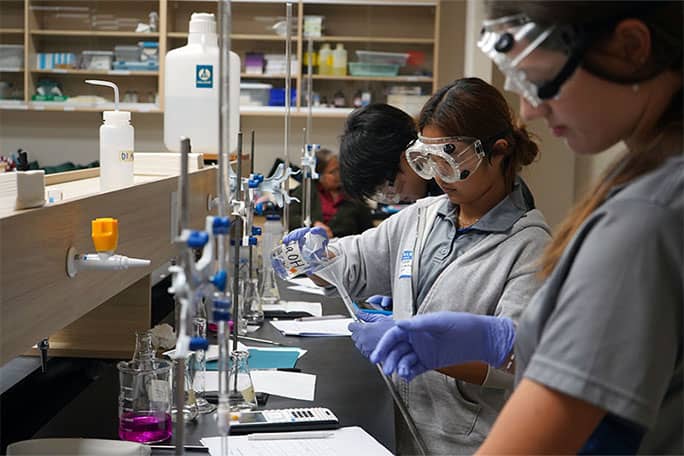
[587,19,652,74]
[491,139,510,155]
[613,19,652,69]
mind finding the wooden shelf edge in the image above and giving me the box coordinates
[312,36,434,44]
[30,30,160,38]
[168,32,286,41]
[312,75,433,82]
[30,69,159,76]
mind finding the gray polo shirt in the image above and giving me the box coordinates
[416,178,534,308]
[516,156,683,454]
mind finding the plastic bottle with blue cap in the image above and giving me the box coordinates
[86,79,134,192]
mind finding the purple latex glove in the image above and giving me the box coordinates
[348,312,396,359]
[366,295,393,310]
[369,311,515,381]
[272,226,329,278]
[283,226,329,263]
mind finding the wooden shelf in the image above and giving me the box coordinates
[312,74,433,82]
[311,35,434,44]
[168,32,285,41]
[239,106,353,118]
[241,73,287,79]
[31,69,159,77]
[8,102,162,113]
[0,68,24,73]
[0,28,24,34]
[30,30,160,38]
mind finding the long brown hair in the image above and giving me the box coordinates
[485,1,684,277]
[417,77,539,192]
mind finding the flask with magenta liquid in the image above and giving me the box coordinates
[117,331,173,444]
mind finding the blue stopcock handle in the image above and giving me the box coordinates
[252,226,262,236]
[212,217,231,235]
[189,337,209,351]
[210,270,227,292]
[248,173,264,188]
[187,231,209,248]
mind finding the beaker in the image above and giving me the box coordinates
[170,355,199,422]
[228,350,257,412]
[242,277,264,325]
[117,357,172,444]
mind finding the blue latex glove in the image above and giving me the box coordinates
[369,311,516,381]
[366,295,393,310]
[348,312,395,359]
[272,226,330,278]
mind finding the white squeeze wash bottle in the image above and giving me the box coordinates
[85,79,134,192]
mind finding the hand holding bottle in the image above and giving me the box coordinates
[271,226,330,279]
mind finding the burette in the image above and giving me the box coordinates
[301,36,319,228]
[282,2,293,234]
[217,1,233,455]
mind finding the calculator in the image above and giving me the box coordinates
[229,407,340,434]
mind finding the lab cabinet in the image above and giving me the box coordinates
[0,0,440,118]
[0,167,216,365]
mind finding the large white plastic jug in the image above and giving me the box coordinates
[164,13,240,154]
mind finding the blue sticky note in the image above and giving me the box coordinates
[206,348,300,371]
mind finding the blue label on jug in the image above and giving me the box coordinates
[195,65,213,88]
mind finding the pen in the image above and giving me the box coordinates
[247,431,334,441]
[295,314,346,322]
[238,335,283,346]
[149,444,209,452]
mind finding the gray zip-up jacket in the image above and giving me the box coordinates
[317,194,551,455]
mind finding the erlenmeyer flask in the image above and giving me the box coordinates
[170,354,199,423]
[192,299,216,414]
[243,277,264,324]
[228,350,257,412]
[259,264,281,305]
[132,330,156,369]
[259,214,282,305]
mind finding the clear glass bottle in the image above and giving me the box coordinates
[228,350,257,412]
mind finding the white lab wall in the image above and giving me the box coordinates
[0,110,347,176]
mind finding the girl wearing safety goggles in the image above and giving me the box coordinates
[370,1,683,454]
[280,77,551,455]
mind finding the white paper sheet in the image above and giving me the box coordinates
[163,342,248,362]
[287,285,327,296]
[201,426,393,456]
[286,277,320,289]
[269,319,352,337]
[262,301,323,317]
[203,370,316,401]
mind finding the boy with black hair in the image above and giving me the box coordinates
[339,104,443,203]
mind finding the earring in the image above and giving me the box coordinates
[632,84,640,93]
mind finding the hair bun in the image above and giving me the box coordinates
[511,125,539,166]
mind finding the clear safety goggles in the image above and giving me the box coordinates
[405,136,486,183]
[478,14,585,107]
[372,180,402,205]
